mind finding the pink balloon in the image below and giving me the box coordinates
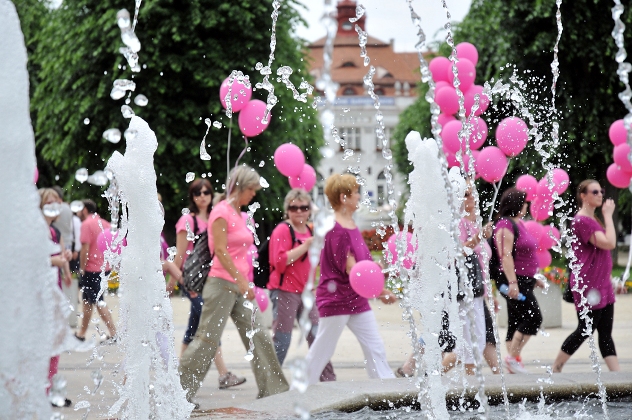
[536,178,554,201]
[516,174,538,201]
[435,81,450,92]
[437,113,456,129]
[464,85,490,116]
[609,119,628,146]
[468,116,488,150]
[529,196,553,221]
[254,287,269,312]
[429,56,451,82]
[238,99,270,137]
[34,167,39,184]
[446,152,457,168]
[441,120,462,154]
[96,230,126,254]
[447,58,476,92]
[288,164,317,192]
[435,86,460,115]
[548,168,569,195]
[613,143,632,173]
[386,232,415,270]
[496,117,529,157]
[274,143,305,177]
[536,249,552,269]
[476,146,508,183]
[219,76,252,112]
[523,221,544,244]
[539,224,558,250]
[456,42,479,66]
[607,163,632,189]
[349,260,385,299]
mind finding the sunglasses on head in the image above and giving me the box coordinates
[588,188,605,196]
[193,190,212,197]
[288,205,310,212]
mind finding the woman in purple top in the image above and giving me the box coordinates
[304,174,396,385]
[552,180,620,373]
[493,187,544,374]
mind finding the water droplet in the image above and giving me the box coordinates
[75,168,89,183]
[116,9,130,29]
[259,160,265,167]
[212,121,222,129]
[244,352,254,361]
[186,172,195,183]
[74,400,91,410]
[259,177,269,188]
[167,246,177,262]
[181,208,190,215]
[320,147,335,159]
[342,108,350,113]
[204,118,211,127]
[84,118,90,125]
[87,170,109,186]
[141,339,149,347]
[70,200,84,213]
[102,128,122,143]
[153,304,162,311]
[43,202,61,218]
[124,129,137,141]
[134,94,148,106]
[327,282,337,293]
[121,28,141,53]
[587,289,601,306]
[121,105,135,119]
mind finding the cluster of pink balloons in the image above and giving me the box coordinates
[273,143,317,192]
[607,119,632,188]
[385,232,415,270]
[349,260,385,299]
[515,169,569,221]
[523,221,561,269]
[219,76,270,137]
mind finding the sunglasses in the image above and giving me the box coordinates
[588,189,605,196]
[193,190,212,197]
[288,205,310,212]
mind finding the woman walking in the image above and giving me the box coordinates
[179,166,288,406]
[552,180,620,373]
[493,187,544,374]
[168,179,245,389]
[304,174,396,386]
[268,188,335,381]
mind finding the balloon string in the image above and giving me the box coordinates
[226,136,249,198]
[624,212,632,283]
[487,177,504,223]
[227,117,233,186]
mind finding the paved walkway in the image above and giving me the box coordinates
[53,289,632,419]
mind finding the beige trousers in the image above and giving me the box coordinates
[179,277,289,400]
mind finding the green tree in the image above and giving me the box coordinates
[28,0,322,237]
[393,0,632,224]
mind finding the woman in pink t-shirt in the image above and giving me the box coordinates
[178,166,288,405]
[268,188,335,381]
[553,180,621,373]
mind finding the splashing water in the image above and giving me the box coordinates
[134,94,148,106]
[103,128,122,143]
[75,167,89,183]
[199,118,212,161]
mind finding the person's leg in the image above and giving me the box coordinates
[347,311,395,379]
[304,301,336,381]
[595,304,619,371]
[179,277,234,402]
[442,352,458,373]
[230,285,288,398]
[214,346,228,376]
[271,290,301,366]
[48,356,59,393]
[510,281,542,359]
[555,309,592,372]
[507,331,531,358]
[77,272,100,338]
[95,300,117,337]
[305,315,348,385]
[482,302,499,373]
[77,302,93,338]
[181,289,203,354]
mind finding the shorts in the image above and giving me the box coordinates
[79,271,108,304]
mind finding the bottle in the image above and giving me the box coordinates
[499,284,526,301]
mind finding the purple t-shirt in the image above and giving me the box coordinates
[316,222,372,317]
[570,216,615,310]
[494,219,538,277]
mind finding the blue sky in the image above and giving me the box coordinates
[294,0,473,52]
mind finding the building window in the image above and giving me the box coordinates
[342,86,356,96]
[374,88,385,95]
[339,127,361,151]
[376,127,391,151]
[340,61,356,68]
[377,170,387,205]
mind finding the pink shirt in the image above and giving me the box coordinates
[175,214,207,267]
[80,214,111,272]
[207,200,253,283]
[267,222,312,293]
[494,219,538,277]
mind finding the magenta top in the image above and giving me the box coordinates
[570,216,615,310]
[494,219,538,277]
[267,222,312,293]
[316,222,372,317]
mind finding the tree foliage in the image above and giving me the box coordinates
[21,0,322,237]
[393,0,632,226]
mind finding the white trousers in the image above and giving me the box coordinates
[456,297,486,365]
[304,310,395,385]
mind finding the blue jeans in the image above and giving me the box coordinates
[182,288,204,345]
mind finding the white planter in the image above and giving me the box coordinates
[496,284,562,329]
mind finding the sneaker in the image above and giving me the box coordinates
[218,372,246,389]
[504,355,529,374]
[395,367,411,378]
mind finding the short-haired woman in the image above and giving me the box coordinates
[552,180,621,373]
[493,187,543,374]
[179,165,288,406]
[169,178,245,390]
[304,174,396,385]
[268,188,335,381]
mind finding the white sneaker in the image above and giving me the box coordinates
[504,356,529,374]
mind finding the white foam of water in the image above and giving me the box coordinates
[0,2,58,417]
[106,116,191,418]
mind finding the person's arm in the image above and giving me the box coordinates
[495,227,520,299]
[163,260,182,293]
[168,230,189,290]
[589,199,616,250]
[345,252,357,275]
[285,237,313,265]
[79,243,89,274]
[212,218,254,300]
